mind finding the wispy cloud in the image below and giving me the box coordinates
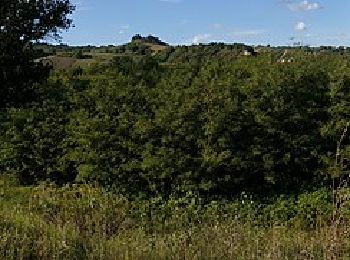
[294,21,307,31]
[192,33,212,44]
[286,0,322,12]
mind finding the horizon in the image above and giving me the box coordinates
[46,34,350,48]
[44,37,350,48]
[55,0,350,47]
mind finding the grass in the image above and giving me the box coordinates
[1,174,350,259]
[36,52,117,71]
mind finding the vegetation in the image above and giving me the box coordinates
[0,0,74,107]
[2,1,350,257]
[1,174,350,259]
[131,34,168,46]
[2,49,350,198]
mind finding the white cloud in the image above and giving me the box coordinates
[287,0,321,12]
[294,21,307,31]
[192,33,212,44]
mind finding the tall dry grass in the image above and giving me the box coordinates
[1,175,350,259]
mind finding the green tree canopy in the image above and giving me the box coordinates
[0,0,74,106]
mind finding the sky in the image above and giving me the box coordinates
[58,0,350,47]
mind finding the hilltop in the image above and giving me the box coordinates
[32,35,350,71]
[131,34,168,46]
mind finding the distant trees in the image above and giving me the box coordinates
[131,34,168,46]
[0,0,74,107]
[111,55,161,85]
[131,34,143,41]
[74,50,92,59]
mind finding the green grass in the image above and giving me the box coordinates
[1,174,350,259]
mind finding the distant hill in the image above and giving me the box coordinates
[131,34,168,46]
[32,39,350,71]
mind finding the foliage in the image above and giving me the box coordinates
[0,178,349,259]
[131,34,168,46]
[0,0,74,107]
[0,77,74,184]
[2,46,350,198]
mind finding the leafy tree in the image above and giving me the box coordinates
[0,0,74,106]
[0,0,74,182]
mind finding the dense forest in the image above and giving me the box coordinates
[2,39,350,199]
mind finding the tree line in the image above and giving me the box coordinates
[1,0,350,199]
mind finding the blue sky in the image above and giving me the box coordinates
[59,0,350,46]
